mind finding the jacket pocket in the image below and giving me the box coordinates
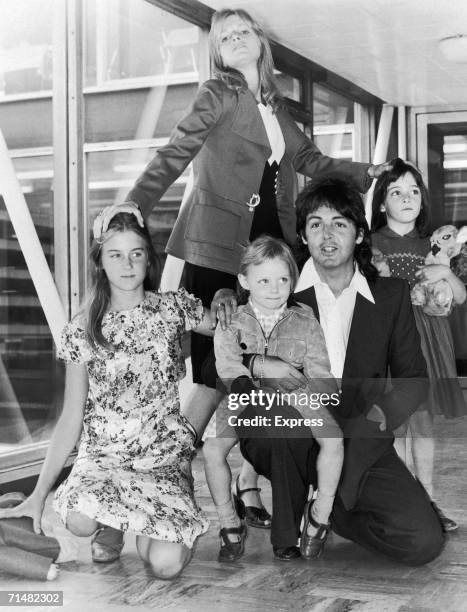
[184,189,242,249]
[276,337,307,364]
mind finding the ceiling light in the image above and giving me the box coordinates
[439,34,467,63]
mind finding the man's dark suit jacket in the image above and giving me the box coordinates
[294,276,428,509]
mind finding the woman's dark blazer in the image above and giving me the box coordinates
[126,79,372,275]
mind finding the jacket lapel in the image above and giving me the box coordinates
[294,287,319,321]
[342,292,377,379]
[231,90,272,151]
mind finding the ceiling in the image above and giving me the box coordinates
[206,0,467,108]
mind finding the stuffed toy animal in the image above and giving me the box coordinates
[411,225,467,316]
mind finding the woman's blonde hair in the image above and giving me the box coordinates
[209,8,281,109]
[239,235,299,291]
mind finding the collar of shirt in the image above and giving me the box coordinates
[377,225,419,240]
[249,300,287,337]
[294,258,374,379]
[295,257,375,304]
[257,103,285,165]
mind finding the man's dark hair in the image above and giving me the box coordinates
[295,176,378,281]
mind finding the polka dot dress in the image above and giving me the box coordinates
[372,226,467,418]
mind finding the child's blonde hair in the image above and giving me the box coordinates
[239,235,299,291]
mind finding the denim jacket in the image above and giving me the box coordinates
[214,301,336,397]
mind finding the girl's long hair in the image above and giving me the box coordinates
[85,212,159,350]
[295,176,378,281]
[209,8,281,109]
[371,158,431,237]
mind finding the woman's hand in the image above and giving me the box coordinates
[211,289,238,329]
[368,161,393,179]
[0,492,46,534]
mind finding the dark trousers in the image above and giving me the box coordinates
[236,401,318,549]
[238,407,445,565]
[331,448,445,566]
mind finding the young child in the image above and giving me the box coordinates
[212,236,343,561]
[0,209,213,580]
[371,158,467,532]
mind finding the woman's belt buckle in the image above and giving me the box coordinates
[246,193,260,212]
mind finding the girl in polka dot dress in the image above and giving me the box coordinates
[371,158,467,532]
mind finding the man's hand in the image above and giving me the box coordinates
[260,355,307,392]
[211,288,238,329]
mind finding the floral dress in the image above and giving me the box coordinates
[53,289,209,548]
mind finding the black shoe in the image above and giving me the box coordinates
[233,475,272,529]
[432,502,458,532]
[300,500,330,560]
[273,546,301,561]
[218,523,247,562]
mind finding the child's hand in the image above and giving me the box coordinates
[211,289,238,329]
[416,264,450,284]
[0,492,46,534]
[261,356,307,392]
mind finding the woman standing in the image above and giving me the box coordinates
[102,8,390,557]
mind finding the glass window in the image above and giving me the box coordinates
[0,0,54,98]
[275,71,301,102]
[313,83,355,161]
[0,0,64,470]
[428,131,467,376]
[83,0,203,272]
[0,154,63,457]
[443,135,467,224]
[84,0,200,88]
[86,146,191,266]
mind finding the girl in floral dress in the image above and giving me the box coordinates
[0,209,212,579]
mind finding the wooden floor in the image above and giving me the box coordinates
[1,415,467,612]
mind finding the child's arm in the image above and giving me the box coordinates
[0,363,88,533]
[416,264,466,304]
[214,324,252,391]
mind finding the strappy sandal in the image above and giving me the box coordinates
[300,500,330,560]
[233,475,272,529]
[91,525,124,563]
[218,523,247,562]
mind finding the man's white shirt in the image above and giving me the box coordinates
[295,258,375,379]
